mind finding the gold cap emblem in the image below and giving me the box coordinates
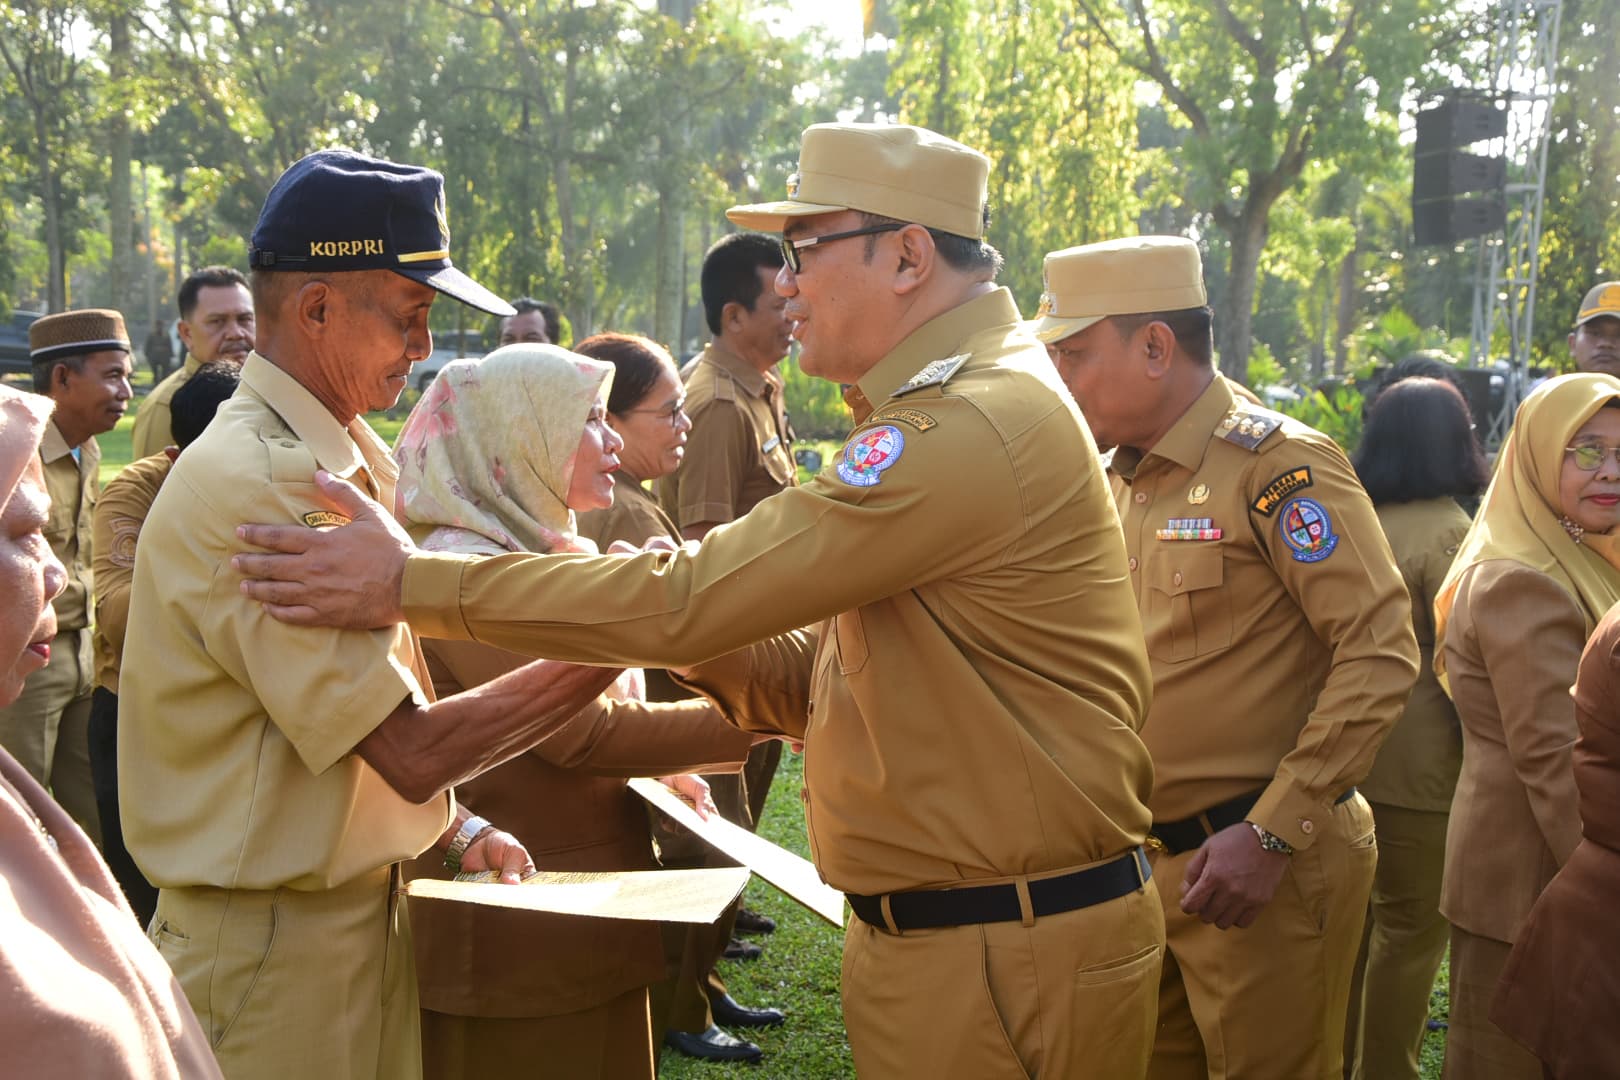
[785,172,800,199]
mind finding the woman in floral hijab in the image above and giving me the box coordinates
[393,344,754,1080]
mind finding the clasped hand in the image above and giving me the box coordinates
[1179,823,1290,930]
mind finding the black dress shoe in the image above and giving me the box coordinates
[734,906,777,935]
[709,991,786,1029]
[663,1025,763,1064]
[722,936,762,961]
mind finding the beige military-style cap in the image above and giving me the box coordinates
[726,123,991,238]
[1031,236,1206,344]
[1576,281,1620,327]
[29,308,131,364]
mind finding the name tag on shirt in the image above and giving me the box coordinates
[762,436,781,454]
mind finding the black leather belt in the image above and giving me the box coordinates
[847,848,1151,933]
[1151,787,1358,856]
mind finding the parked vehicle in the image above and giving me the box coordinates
[413,330,486,393]
[0,310,44,377]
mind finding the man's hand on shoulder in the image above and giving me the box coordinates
[233,469,411,629]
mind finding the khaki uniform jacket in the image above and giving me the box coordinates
[1111,376,1417,849]
[407,638,750,1019]
[129,355,202,461]
[658,341,796,529]
[1440,559,1584,942]
[91,453,173,694]
[1493,604,1620,1075]
[576,473,680,553]
[1360,497,1471,812]
[39,421,99,633]
[403,288,1156,896]
[120,354,451,892]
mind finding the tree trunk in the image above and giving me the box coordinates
[109,12,132,314]
[1333,236,1357,375]
[34,109,66,312]
[1216,207,1269,384]
[653,123,688,350]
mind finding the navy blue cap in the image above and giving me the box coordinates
[249,150,514,317]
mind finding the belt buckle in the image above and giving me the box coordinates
[1144,834,1167,854]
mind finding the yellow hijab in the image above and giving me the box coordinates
[393,344,614,555]
[1434,372,1620,685]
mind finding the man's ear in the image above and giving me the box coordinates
[296,280,333,336]
[721,299,747,334]
[892,224,935,296]
[50,362,72,395]
[1570,330,1579,351]
[176,319,195,351]
[1142,320,1178,379]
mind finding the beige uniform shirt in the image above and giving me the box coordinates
[658,341,796,529]
[1111,376,1417,850]
[129,355,202,461]
[403,288,1155,896]
[91,452,173,694]
[39,421,98,633]
[120,353,451,892]
[1360,497,1471,812]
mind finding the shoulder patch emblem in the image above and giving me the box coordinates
[871,407,937,433]
[893,353,969,397]
[302,510,352,530]
[1278,497,1338,563]
[1217,409,1283,451]
[1252,467,1314,517]
[837,424,906,487]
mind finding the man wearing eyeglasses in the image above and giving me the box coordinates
[231,123,1166,1079]
[1034,236,1419,1079]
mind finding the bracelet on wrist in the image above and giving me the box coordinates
[444,814,492,873]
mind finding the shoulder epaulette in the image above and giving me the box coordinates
[893,353,970,397]
[1215,408,1283,451]
[261,427,319,483]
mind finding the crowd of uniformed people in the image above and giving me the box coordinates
[1,120,1618,1080]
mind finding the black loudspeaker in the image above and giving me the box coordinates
[1412,96,1507,246]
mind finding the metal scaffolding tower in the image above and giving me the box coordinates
[1469,0,1564,445]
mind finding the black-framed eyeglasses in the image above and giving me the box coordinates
[780,223,906,274]
[624,397,688,428]
[1565,443,1620,471]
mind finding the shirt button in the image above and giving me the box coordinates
[1128,557,1138,572]
[1173,571,1183,587]
[1299,819,1315,835]
[1134,492,1148,504]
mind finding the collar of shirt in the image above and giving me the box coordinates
[38,419,75,466]
[182,352,205,378]
[238,352,398,498]
[701,340,774,398]
[1111,373,1233,482]
[848,288,1020,423]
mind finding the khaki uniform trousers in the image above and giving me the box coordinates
[420,986,655,1080]
[150,865,419,1080]
[1150,794,1377,1080]
[0,627,98,845]
[1345,803,1451,1080]
[1442,928,1543,1080]
[842,875,1164,1079]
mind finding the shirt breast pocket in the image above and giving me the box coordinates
[763,440,796,486]
[1144,546,1232,663]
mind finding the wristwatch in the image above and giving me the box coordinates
[444,815,493,874]
[1249,822,1295,856]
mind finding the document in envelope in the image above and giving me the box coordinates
[405,866,749,923]
[629,776,846,926]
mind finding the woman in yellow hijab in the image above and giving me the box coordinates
[1434,372,1620,1079]
[393,344,754,1080]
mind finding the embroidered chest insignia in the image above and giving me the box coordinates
[1188,483,1210,505]
[1278,497,1338,563]
[837,425,906,487]
[302,510,352,530]
[894,354,969,396]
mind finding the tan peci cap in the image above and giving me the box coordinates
[726,123,991,238]
[29,308,132,365]
[1031,236,1207,344]
[1576,281,1620,327]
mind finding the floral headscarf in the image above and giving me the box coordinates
[394,344,615,556]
